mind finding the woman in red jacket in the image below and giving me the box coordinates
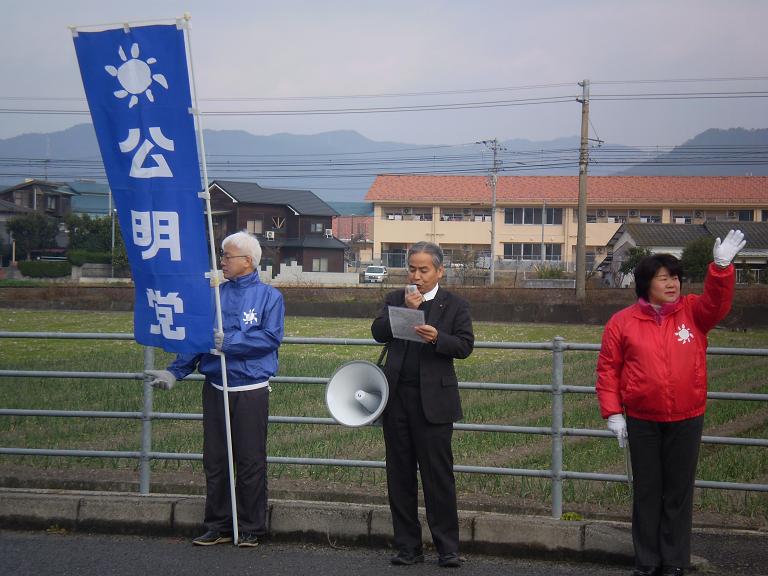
[596,230,746,576]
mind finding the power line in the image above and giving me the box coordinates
[3,75,768,103]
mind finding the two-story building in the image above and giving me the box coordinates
[0,179,75,220]
[329,201,374,267]
[208,180,347,274]
[364,175,768,269]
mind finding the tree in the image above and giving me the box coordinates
[681,236,716,282]
[614,246,652,288]
[112,220,130,275]
[619,246,652,275]
[6,213,58,261]
[65,214,112,252]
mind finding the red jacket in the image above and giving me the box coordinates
[596,263,735,422]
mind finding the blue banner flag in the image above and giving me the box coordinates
[73,23,214,353]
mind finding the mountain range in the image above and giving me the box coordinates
[1,124,766,201]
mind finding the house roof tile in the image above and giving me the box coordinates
[211,180,338,216]
[610,222,768,252]
[619,223,710,247]
[365,175,768,206]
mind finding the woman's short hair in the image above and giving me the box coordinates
[633,253,683,300]
[407,241,444,269]
[222,231,262,267]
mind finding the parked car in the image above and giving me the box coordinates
[363,265,388,283]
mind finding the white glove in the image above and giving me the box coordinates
[214,330,224,351]
[145,369,176,390]
[713,229,746,268]
[607,414,627,448]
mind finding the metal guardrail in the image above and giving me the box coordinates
[0,331,767,518]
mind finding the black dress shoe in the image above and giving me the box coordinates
[438,553,462,568]
[631,567,659,576]
[390,551,425,565]
[661,569,684,576]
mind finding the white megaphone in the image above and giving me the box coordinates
[326,360,389,427]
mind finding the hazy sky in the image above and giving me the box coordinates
[2,0,767,147]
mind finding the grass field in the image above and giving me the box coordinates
[1,309,767,522]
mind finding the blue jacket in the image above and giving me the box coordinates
[168,271,285,388]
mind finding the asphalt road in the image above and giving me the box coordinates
[3,528,768,575]
[1,529,626,576]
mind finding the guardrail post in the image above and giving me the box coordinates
[551,336,565,519]
[140,345,155,495]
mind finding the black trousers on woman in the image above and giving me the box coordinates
[626,415,704,571]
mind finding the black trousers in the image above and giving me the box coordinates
[382,385,459,556]
[627,414,704,570]
[202,383,269,534]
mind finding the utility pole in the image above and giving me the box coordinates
[479,139,502,285]
[576,80,590,300]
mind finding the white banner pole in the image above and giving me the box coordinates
[181,13,240,544]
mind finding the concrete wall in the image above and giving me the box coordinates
[2,284,767,328]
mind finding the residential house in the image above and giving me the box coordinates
[0,198,35,256]
[364,175,768,269]
[329,201,374,267]
[208,180,347,274]
[68,180,112,217]
[0,179,75,220]
[606,221,768,285]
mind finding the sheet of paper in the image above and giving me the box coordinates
[388,306,426,342]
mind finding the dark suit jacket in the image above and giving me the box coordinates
[371,287,474,424]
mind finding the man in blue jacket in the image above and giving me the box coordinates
[147,231,284,548]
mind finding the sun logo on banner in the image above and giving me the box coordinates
[675,324,694,344]
[105,43,168,108]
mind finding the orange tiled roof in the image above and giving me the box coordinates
[364,175,768,205]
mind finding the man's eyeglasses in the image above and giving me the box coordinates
[219,254,249,262]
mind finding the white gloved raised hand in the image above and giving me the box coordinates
[145,369,176,390]
[607,413,628,448]
[713,229,747,268]
[214,330,224,351]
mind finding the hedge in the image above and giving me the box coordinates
[67,250,112,266]
[18,260,72,278]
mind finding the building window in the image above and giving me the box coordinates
[606,210,627,223]
[45,196,57,211]
[440,210,464,221]
[383,207,432,221]
[506,207,562,225]
[762,209,768,222]
[312,257,328,272]
[574,209,632,224]
[310,222,324,233]
[702,210,726,221]
[246,219,263,234]
[503,243,562,261]
[639,212,662,223]
[671,210,693,224]
[738,210,754,222]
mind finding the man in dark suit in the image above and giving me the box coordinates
[371,241,474,568]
